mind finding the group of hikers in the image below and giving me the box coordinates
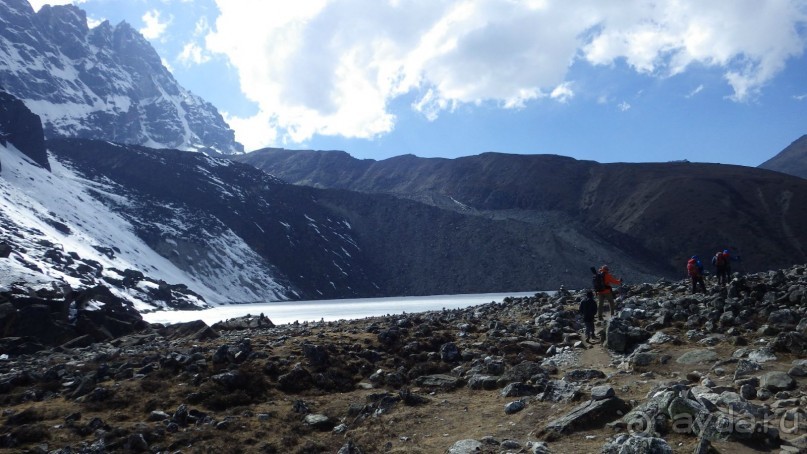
[577,249,740,343]
[686,249,740,294]
[578,265,623,343]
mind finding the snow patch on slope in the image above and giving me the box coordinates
[0,141,223,309]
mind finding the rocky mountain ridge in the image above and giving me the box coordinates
[760,135,807,180]
[5,85,807,309]
[235,148,807,280]
[2,88,665,305]
[0,0,242,154]
[4,89,586,308]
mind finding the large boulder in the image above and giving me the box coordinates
[157,320,219,341]
[760,371,796,392]
[414,374,463,390]
[771,332,807,355]
[4,303,74,346]
[605,318,650,353]
[541,397,631,439]
[601,433,673,454]
[0,90,49,170]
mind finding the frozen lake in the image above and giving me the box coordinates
[142,291,541,326]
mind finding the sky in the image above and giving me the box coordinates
[25,0,807,166]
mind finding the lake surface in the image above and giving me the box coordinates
[142,291,541,326]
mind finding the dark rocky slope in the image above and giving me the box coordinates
[46,139,378,301]
[760,135,807,179]
[0,89,48,170]
[313,189,662,295]
[0,265,805,452]
[1,87,652,302]
[236,148,807,279]
[47,139,659,298]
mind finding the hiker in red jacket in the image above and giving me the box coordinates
[595,265,622,321]
[687,255,707,294]
[712,250,729,285]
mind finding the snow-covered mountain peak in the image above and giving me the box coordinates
[0,0,243,154]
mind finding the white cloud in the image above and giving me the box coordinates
[203,0,807,148]
[139,9,171,40]
[617,101,631,112]
[161,57,173,73]
[550,83,575,103]
[86,16,104,29]
[582,0,807,102]
[177,42,210,66]
[193,17,210,37]
[223,111,279,152]
[412,88,454,121]
[686,84,704,98]
[795,94,807,101]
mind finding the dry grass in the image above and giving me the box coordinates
[0,305,804,453]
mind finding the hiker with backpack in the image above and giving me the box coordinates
[712,250,729,285]
[722,249,742,278]
[591,265,623,321]
[712,249,740,286]
[579,290,598,342]
[687,255,707,294]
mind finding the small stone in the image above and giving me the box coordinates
[504,400,526,414]
[676,349,719,365]
[686,371,702,382]
[739,383,756,400]
[127,433,148,451]
[788,365,807,377]
[148,410,170,422]
[591,385,615,401]
[447,439,482,454]
[304,414,334,431]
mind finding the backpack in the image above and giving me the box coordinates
[593,272,606,292]
[714,252,727,266]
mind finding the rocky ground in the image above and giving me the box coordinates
[1,265,806,453]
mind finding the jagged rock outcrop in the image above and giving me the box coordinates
[0,283,148,354]
[0,0,242,153]
[0,89,48,170]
